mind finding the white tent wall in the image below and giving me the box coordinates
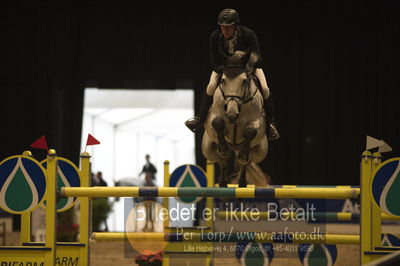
[114,131,138,181]
[81,88,195,232]
[90,119,115,185]
[81,113,115,186]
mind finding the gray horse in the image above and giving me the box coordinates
[202,50,268,187]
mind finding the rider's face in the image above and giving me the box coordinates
[220,25,236,39]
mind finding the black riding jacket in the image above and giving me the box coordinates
[209,25,263,74]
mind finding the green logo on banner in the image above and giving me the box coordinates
[41,158,81,212]
[0,156,46,214]
[298,244,337,266]
[244,243,267,266]
[371,158,400,217]
[169,165,208,203]
[178,170,198,203]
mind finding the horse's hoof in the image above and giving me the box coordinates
[238,181,247,188]
[217,149,230,159]
[238,154,250,165]
[219,181,228,187]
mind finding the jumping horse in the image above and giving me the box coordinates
[202,50,268,187]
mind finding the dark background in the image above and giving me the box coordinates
[3,1,400,185]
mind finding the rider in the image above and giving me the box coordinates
[185,8,280,140]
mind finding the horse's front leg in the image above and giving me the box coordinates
[212,116,231,187]
[212,116,230,159]
[237,164,248,188]
[217,155,232,187]
[238,126,257,165]
[237,126,258,187]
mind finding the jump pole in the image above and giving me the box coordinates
[215,211,400,221]
[91,232,360,245]
[61,187,359,199]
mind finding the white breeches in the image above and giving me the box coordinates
[206,71,222,96]
[255,68,270,100]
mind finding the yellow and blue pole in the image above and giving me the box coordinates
[44,149,57,265]
[360,150,372,264]
[20,150,33,244]
[205,161,215,230]
[371,152,382,255]
[163,160,170,232]
[205,161,214,266]
[162,160,170,266]
[360,150,384,264]
[62,186,360,199]
[92,232,360,245]
[79,151,91,266]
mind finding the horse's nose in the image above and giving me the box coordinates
[226,98,239,124]
[227,113,238,124]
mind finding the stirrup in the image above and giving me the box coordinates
[185,116,202,133]
[267,123,280,140]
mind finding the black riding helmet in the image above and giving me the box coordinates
[217,8,239,26]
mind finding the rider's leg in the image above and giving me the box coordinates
[264,94,280,140]
[185,71,221,132]
[255,68,270,99]
[255,68,280,140]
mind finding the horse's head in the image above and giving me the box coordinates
[221,70,248,124]
[220,50,254,124]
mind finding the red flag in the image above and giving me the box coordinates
[86,134,100,146]
[30,135,48,150]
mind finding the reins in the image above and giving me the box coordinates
[218,72,258,105]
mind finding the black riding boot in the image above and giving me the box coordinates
[185,94,213,132]
[264,94,280,140]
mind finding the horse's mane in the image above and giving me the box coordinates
[223,50,258,77]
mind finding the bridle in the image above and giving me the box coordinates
[219,71,257,112]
